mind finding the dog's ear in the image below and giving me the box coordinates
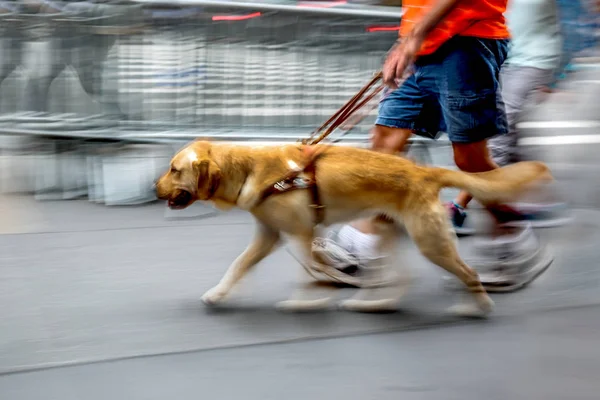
[195,159,221,200]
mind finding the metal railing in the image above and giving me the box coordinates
[2,1,443,203]
[2,0,597,143]
[0,0,408,143]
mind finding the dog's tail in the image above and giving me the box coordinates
[433,161,553,205]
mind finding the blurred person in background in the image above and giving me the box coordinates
[448,0,567,236]
[18,0,143,119]
[554,0,588,83]
[311,0,553,306]
[0,1,25,97]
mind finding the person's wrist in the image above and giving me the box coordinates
[409,24,427,41]
[388,38,403,54]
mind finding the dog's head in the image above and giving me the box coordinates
[155,141,221,210]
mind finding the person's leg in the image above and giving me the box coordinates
[450,66,565,231]
[0,6,24,104]
[438,37,553,291]
[450,65,543,219]
[440,38,509,235]
[370,124,413,154]
[0,37,21,89]
[71,34,124,118]
[452,141,498,174]
[491,67,570,227]
[24,35,68,112]
[440,138,499,235]
[491,66,554,166]
[555,0,585,81]
[331,75,437,247]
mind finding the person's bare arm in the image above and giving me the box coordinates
[383,0,464,87]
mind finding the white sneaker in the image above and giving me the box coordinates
[305,227,394,288]
[445,223,553,293]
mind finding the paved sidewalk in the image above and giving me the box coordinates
[2,303,599,400]
[0,199,598,375]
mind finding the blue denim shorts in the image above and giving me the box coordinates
[376,36,510,143]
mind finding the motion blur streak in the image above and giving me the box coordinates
[212,12,262,21]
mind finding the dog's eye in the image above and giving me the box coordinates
[170,167,178,174]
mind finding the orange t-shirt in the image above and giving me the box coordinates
[400,0,510,56]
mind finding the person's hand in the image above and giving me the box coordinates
[382,33,424,89]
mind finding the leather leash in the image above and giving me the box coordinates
[302,71,383,146]
[257,71,384,225]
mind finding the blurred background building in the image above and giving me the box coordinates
[0,0,598,205]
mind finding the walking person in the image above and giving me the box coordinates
[310,0,553,311]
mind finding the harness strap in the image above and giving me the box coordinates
[257,146,326,225]
[303,159,325,225]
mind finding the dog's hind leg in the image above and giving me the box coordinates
[276,233,338,312]
[404,203,495,318]
[202,222,281,306]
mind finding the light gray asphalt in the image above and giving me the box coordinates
[0,198,599,371]
[2,304,600,400]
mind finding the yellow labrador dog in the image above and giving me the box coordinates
[155,140,551,317]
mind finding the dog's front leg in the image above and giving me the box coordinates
[202,222,280,306]
[276,234,337,312]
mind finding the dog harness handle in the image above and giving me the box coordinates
[257,71,385,226]
[257,145,325,225]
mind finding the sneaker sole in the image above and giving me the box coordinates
[503,215,573,229]
[442,246,554,293]
[286,247,363,287]
[483,248,554,293]
[455,226,476,237]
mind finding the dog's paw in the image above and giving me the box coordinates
[201,286,228,306]
[339,298,399,313]
[276,298,332,313]
[337,285,404,313]
[447,300,494,319]
[478,296,496,314]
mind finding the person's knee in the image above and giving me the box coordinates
[452,141,498,173]
[454,153,496,173]
[370,125,392,152]
[453,150,473,172]
[370,125,411,154]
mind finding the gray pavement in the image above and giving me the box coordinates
[2,304,599,400]
[0,199,599,378]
